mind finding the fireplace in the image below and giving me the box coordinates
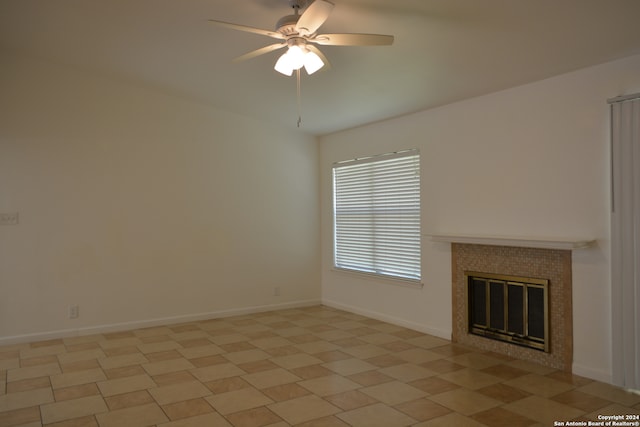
[450,242,574,371]
[466,271,549,352]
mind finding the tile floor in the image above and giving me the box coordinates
[1,305,639,427]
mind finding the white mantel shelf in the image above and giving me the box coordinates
[427,234,596,250]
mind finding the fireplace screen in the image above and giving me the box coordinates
[466,271,549,352]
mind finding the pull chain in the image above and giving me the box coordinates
[296,68,302,127]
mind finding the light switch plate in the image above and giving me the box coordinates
[0,212,19,225]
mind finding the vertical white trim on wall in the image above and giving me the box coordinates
[610,94,640,391]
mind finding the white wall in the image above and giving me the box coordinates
[0,52,320,342]
[320,54,640,383]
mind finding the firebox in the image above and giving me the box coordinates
[466,271,549,352]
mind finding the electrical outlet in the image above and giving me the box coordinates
[0,212,19,225]
[69,305,79,319]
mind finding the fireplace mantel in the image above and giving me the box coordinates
[427,233,595,251]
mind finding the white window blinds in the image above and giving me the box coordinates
[332,149,421,281]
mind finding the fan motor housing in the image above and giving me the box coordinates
[276,14,301,36]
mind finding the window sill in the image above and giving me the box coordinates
[331,268,424,289]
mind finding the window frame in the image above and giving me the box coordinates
[331,149,422,286]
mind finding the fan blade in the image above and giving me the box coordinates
[313,33,394,46]
[296,0,334,35]
[208,19,284,40]
[307,44,332,70]
[233,43,286,62]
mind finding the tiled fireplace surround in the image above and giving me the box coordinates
[451,243,573,372]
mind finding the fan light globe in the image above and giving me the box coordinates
[274,45,324,76]
[303,50,324,74]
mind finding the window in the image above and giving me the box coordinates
[332,149,421,282]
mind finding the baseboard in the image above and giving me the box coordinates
[0,299,321,346]
[572,363,613,384]
[322,298,451,340]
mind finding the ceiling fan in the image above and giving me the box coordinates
[209,0,394,76]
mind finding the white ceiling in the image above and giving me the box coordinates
[2,0,640,135]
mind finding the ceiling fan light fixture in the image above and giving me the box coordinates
[303,50,324,75]
[274,50,295,76]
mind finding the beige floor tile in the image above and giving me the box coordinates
[412,412,488,427]
[0,387,54,411]
[249,337,293,350]
[41,415,99,427]
[104,390,155,410]
[394,398,452,421]
[262,382,311,402]
[503,395,585,424]
[242,368,301,389]
[582,402,640,418]
[54,383,101,402]
[20,345,67,360]
[342,344,389,359]
[204,376,252,394]
[40,395,107,424]
[188,354,226,368]
[324,390,379,411]
[6,376,50,393]
[313,350,353,363]
[505,360,556,375]
[322,358,377,376]
[447,352,504,370]
[142,358,194,376]
[137,340,181,355]
[97,374,156,397]
[470,406,537,427]
[57,349,106,365]
[348,370,395,387]
[103,364,146,380]
[577,381,640,407]
[161,397,213,420]
[152,370,197,386]
[504,373,576,398]
[294,340,340,355]
[0,405,41,427]
[358,333,400,345]
[60,359,101,373]
[337,402,417,427]
[95,402,168,427]
[364,354,406,368]
[439,368,502,390]
[205,386,273,414]
[177,344,223,360]
[189,362,246,382]
[157,412,232,427]
[378,363,435,382]
[550,389,611,412]
[476,383,531,403]
[290,364,334,380]
[429,388,502,416]
[50,368,106,389]
[209,333,249,345]
[97,353,148,370]
[394,348,443,364]
[0,359,19,371]
[421,359,466,374]
[19,355,59,368]
[224,406,282,427]
[360,381,427,405]
[270,353,323,370]
[407,335,450,349]
[268,395,341,425]
[299,375,361,396]
[148,380,211,405]
[480,363,529,380]
[98,337,142,350]
[7,363,61,382]
[409,376,461,395]
[238,359,280,373]
[223,349,273,365]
